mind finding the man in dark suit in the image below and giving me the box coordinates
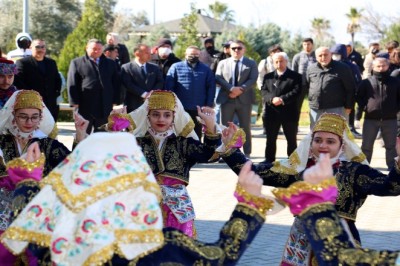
[216,40,258,157]
[261,52,302,163]
[14,39,62,120]
[121,44,164,112]
[68,39,120,134]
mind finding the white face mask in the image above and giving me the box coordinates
[158,47,171,57]
[332,54,342,61]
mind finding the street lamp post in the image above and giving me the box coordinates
[23,0,29,32]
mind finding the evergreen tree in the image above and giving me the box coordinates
[174,3,201,58]
[30,0,81,57]
[57,0,107,77]
[0,0,23,52]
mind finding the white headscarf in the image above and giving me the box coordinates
[271,113,368,175]
[1,132,164,265]
[0,90,56,139]
[129,91,199,140]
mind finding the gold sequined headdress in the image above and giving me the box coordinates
[312,113,347,138]
[13,90,43,110]
[270,112,368,175]
[147,90,176,111]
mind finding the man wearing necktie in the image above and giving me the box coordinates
[216,40,258,157]
[121,44,164,113]
[68,39,120,134]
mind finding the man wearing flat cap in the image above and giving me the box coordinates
[0,58,18,108]
[150,38,181,79]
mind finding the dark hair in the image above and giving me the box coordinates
[268,44,283,54]
[231,40,245,47]
[133,43,149,53]
[369,42,380,48]
[386,40,399,50]
[302,38,314,44]
[103,44,119,53]
[17,37,31,50]
[390,48,400,65]
[87,39,102,45]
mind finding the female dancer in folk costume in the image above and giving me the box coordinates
[222,112,400,266]
[1,132,272,265]
[0,90,88,265]
[106,90,245,238]
[275,153,400,266]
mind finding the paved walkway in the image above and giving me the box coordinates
[57,123,400,265]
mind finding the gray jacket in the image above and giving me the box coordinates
[306,60,355,110]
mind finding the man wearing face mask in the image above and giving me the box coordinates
[357,57,400,170]
[165,45,216,140]
[199,37,220,68]
[151,38,181,79]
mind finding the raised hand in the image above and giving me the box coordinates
[197,106,216,133]
[222,122,238,145]
[238,161,262,197]
[74,111,89,142]
[303,153,333,184]
[110,106,127,115]
[25,142,41,163]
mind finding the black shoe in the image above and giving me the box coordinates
[218,158,225,163]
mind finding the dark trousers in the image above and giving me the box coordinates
[84,115,108,134]
[221,100,252,155]
[185,109,203,141]
[361,119,397,169]
[264,116,298,162]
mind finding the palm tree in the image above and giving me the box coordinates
[207,1,235,23]
[310,17,331,45]
[346,7,363,45]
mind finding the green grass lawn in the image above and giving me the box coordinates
[255,98,311,127]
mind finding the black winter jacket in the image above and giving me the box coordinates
[306,60,355,110]
[356,75,400,120]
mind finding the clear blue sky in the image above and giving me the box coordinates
[116,0,399,47]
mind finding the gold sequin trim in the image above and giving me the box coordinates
[235,184,274,216]
[270,160,298,175]
[312,113,347,138]
[339,248,399,265]
[272,177,337,200]
[225,128,246,149]
[14,90,43,110]
[148,91,175,111]
[350,153,366,163]
[42,172,162,213]
[179,120,195,137]
[114,229,164,244]
[107,113,135,132]
[6,153,45,173]
[48,125,58,139]
[1,227,51,255]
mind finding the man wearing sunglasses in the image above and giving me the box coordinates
[216,40,258,157]
[14,39,62,121]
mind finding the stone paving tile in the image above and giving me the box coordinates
[57,123,400,265]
